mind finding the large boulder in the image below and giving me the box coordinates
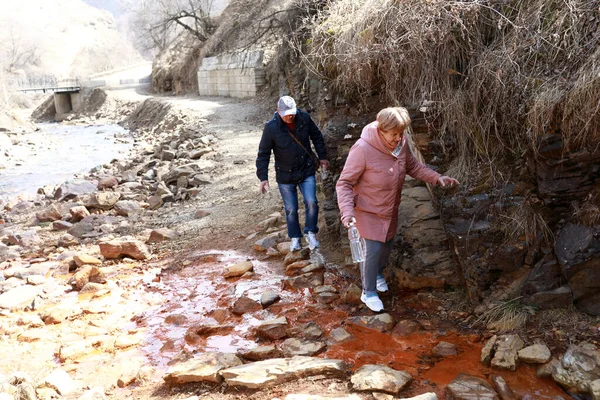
[552,342,600,395]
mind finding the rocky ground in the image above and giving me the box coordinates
[0,89,599,400]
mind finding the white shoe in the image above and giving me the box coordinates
[360,293,384,312]
[290,238,301,251]
[376,276,389,293]
[306,232,320,250]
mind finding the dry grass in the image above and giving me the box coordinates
[497,201,554,248]
[299,0,600,175]
[474,297,535,333]
[571,190,600,227]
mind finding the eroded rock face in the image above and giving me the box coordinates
[552,342,600,394]
[393,184,460,290]
[350,364,412,395]
[554,223,600,316]
[219,356,347,389]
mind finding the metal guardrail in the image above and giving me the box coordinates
[8,74,151,93]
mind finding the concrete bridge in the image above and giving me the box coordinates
[8,62,152,118]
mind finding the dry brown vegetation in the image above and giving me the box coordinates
[299,0,600,176]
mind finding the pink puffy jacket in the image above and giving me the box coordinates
[336,121,441,242]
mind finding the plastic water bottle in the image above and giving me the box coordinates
[348,221,365,263]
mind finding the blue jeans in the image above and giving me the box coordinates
[278,175,319,238]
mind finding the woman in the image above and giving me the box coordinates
[336,107,459,312]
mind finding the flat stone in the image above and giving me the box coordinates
[74,254,102,267]
[36,205,62,222]
[446,373,499,400]
[59,232,82,246]
[238,345,283,361]
[42,369,75,395]
[223,261,253,278]
[392,320,422,337]
[348,313,395,332]
[256,317,289,340]
[71,265,106,290]
[284,271,324,289]
[77,387,107,400]
[397,394,438,400]
[163,352,243,384]
[518,344,552,364]
[84,192,121,210]
[54,180,97,201]
[536,358,559,378]
[99,238,151,260]
[351,364,412,395]
[254,235,278,252]
[52,220,73,231]
[231,296,262,315]
[98,176,119,189]
[277,242,291,256]
[69,206,90,222]
[281,338,327,357]
[284,248,310,266]
[433,341,457,357]
[491,335,524,371]
[0,285,39,311]
[114,200,142,216]
[291,322,324,340]
[220,356,347,389]
[329,327,353,344]
[491,375,517,400]
[260,290,280,308]
[343,283,362,305]
[6,230,41,247]
[147,228,178,243]
[285,260,312,276]
[590,379,600,400]
[481,335,497,367]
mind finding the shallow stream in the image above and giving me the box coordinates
[0,123,132,201]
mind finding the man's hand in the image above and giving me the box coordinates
[320,160,330,171]
[341,215,356,229]
[259,180,270,194]
[437,176,460,187]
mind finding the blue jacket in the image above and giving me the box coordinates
[256,110,327,184]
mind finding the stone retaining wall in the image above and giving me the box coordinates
[197,51,265,98]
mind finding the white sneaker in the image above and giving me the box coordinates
[376,276,389,293]
[306,232,320,250]
[290,237,301,251]
[360,293,384,312]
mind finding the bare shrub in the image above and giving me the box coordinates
[301,0,600,175]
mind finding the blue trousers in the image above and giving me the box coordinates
[278,175,319,238]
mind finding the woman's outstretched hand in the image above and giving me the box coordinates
[341,215,356,228]
[437,176,460,187]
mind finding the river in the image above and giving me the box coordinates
[0,123,132,201]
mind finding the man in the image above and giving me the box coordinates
[256,96,329,251]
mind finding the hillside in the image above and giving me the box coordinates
[0,0,141,78]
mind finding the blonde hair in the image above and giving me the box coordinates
[376,107,411,132]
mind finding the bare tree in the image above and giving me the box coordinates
[130,0,217,54]
[0,28,41,74]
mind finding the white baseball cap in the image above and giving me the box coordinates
[278,96,297,116]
